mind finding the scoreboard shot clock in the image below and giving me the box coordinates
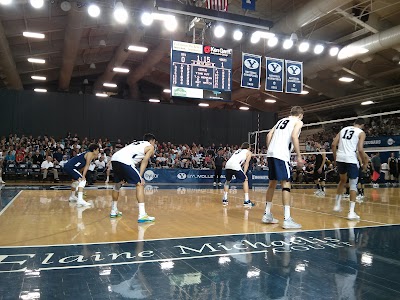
[170,40,232,101]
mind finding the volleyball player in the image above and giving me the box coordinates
[313,142,327,196]
[388,152,398,186]
[262,106,304,229]
[64,143,100,206]
[357,152,369,201]
[222,142,254,207]
[110,133,156,222]
[332,118,368,220]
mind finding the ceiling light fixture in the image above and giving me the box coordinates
[298,41,310,53]
[198,103,209,107]
[0,0,12,5]
[283,39,293,50]
[214,25,225,38]
[329,46,339,56]
[265,99,276,103]
[141,12,153,26]
[113,67,129,73]
[23,32,45,39]
[30,0,44,9]
[34,88,47,93]
[31,75,46,81]
[149,99,160,103]
[339,76,354,82]
[301,90,309,95]
[128,45,148,52]
[314,44,324,54]
[250,32,261,44]
[239,106,249,110]
[103,83,117,88]
[164,18,178,32]
[338,46,369,60]
[96,93,108,97]
[28,58,45,64]
[163,89,171,93]
[113,2,128,24]
[267,36,278,47]
[361,100,374,105]
[88,4,101,18]
[233,29,243,41]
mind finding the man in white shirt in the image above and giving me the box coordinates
[41,156,60,182]
[332,118,368,220]
[59,156,69,168]
[262,106,304,229]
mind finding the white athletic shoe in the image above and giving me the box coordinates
[0,179,5,184]
[314,190,321,194]
[218,182,222,186]
[356,195,364,202]
[317,191,326,197]
[138,214,155,223]
[333,205,342,212]
[213,182,217,186]
[110,210,122,218]
[262,213,279,224]
[77,199,92,207]
[347,212,361,220]
[282,217,302,229]
[69,195,78,202]
[343,194,350,198]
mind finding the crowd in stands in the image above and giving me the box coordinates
[1,114,398,184]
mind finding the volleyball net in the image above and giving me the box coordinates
[248,110,400,165]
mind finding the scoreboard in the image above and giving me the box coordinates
[171,40,232,101]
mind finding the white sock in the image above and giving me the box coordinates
[284,205,290,220]
[223,191,228,200]
[138,203,146,217]
[335,194,342,206]
[112,201,118,211]
[77,192,83,201]
[349,201,356,214]
[264,202,272,214]
[244,193,249,201]
[106,176,109,181]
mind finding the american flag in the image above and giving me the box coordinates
[206,0,228,11]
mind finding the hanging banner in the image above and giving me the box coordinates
[241,53,261,90]
[265,57,284,93]
[242,0,256,10]
[285,60,303,94]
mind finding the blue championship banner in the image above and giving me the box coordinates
[241,53,261,90]
[242,0,256,10]
[364,136,400,148]
[285,60,303,94]
[265,57,284,92]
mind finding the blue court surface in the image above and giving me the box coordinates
[0,185,399,300]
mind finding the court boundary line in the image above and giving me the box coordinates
[0,223,398,249]
[0,190,22,216]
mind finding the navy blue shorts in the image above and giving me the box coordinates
[112,161,141,184]
[225,169,246,182]
[267,157,291,181]
[64,166,83,180]
[337,162,359,179]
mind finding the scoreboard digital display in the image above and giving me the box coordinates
[171,40,232,101]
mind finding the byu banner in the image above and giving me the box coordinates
[364,136,400,148]
[242,0,256,10]
[241,53,261,89]
[265,57,284,92]
[285,60,303,94]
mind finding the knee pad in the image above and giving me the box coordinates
[113,182,122,191]
[78,180,86,188]
[282,187,291,193]
[349,178,358,191]
[71,181,78,189]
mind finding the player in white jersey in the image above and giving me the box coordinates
[332,118,368,220]
[222,142,254,207]
[262,106,304,229]
[110,133,156,222]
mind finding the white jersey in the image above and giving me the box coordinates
[336,126,364,165]
[111,141,151,166]
[267,116,302,162]
[225,149,249,171]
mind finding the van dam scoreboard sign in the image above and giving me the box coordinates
[171,40,232,101]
